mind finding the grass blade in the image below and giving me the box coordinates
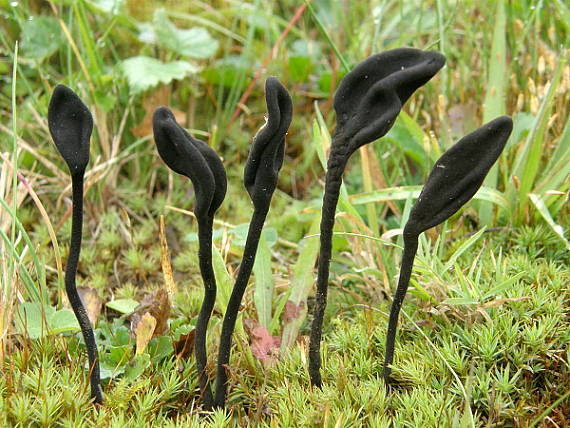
[528,193,570,251]
[479,0,507,224]
[348,185,509,211]
[443,227,487,273]
[511,51,566,222]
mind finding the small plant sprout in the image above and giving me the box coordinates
[308,48,446,388]
[152,107,227,409]
[214,77,293,408]
[47,85,103,404]
[383,116,513,384]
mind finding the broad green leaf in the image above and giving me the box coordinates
[148,336,174,363]
[123,354,151,383]
[253,233,274,329]
[49,309,80,334]
[384,111,427,168]
[280,216,320,352]
[14,302,54,339]
[106,298,139,314]
[120,56,198,94]
[20,16,63,62]
[288,56,313,83]
[153,9,218,59]
[14,304,80,338]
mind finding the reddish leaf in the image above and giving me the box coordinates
[283,300,304,323]
[173,329,196,360]
[244,319,280,362]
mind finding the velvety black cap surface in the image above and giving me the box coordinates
[333,48,446,152]
[153,107,227,218]
[405,115,513,235]
[48,85,93,176]
[243,77,293,209]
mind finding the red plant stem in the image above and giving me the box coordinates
[229,3,308,124]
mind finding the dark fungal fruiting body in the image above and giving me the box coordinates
[308,48,446,388]
[214,77,292,408]
[383,116,513,384]
[152,107,227,409]
[47,85,103,404]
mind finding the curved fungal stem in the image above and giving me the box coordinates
[382,232,419,384]
[195,215,216,409]
[67,174,103,404]
[308,142,347,387]
[214,206,269,407]
[306,49,445,388]
[381,116,512,384]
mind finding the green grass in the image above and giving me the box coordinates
[0,0,569,426]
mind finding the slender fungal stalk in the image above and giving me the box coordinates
[214,207,268,407]
[308,145,347,388]
[195,215,216,408]
[307,48,445,387]
[48,84,101,404]
[152,107,227,409]
[381,116,513,384]
[214,77,291,408]
[68,175,103,404]
[382,232,418,383]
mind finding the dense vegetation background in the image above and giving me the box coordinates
[0,0,568,426]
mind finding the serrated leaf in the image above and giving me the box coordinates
[120,56,198,94]
[153,9,218,59]
[20,16,63,62]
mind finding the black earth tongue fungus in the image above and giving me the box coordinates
[152,107,227,410]
[214,77,292,408]
[48,85,103,404]
[308,48,446,388]
[383,116,513,385]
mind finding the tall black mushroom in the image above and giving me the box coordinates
[383,116,513,383]
[214,77,292,408]
[153,107,227,409]
[48,85,103,404]
[308,48,446,387]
